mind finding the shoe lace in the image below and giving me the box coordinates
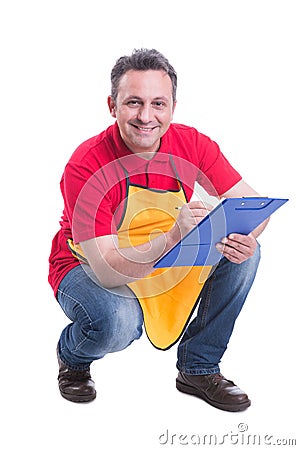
[211,373,234,386]
[59,367,91,381]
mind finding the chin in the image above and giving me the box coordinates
[131,137,160,152]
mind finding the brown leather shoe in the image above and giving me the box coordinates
[57,347,96,403]
[176,372,250,412]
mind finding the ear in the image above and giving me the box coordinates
[107,96,117,118]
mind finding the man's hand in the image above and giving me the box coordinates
[216,233,257,264]
[219,179,270,264]
[171,201,213,241]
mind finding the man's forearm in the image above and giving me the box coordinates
[81,226,181,289]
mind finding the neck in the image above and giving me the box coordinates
[127,141,161,160]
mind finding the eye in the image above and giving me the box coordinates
[126,100,141,107]
[152,101,166,109]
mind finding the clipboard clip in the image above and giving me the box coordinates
[238,197,271,210]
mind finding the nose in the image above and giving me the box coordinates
[137,104,153,123]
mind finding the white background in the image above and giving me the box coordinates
[1,1,299,449]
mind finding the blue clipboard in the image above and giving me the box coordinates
[154,197,288,268]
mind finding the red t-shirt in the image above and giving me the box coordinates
[48,122,241,295]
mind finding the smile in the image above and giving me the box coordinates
[131,124,159,133]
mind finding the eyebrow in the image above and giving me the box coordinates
[124,95,169,103]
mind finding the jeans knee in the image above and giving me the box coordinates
[243,243,261,278]
[252,243,261,264]
[86,299,143,355]
[212,243,261,297]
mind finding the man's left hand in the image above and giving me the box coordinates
[216,233,257,264]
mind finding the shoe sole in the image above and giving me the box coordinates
[176,380,251,412]
[60,391,97,403]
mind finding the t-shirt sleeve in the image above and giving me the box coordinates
[195,131,242,196]
[61,161,117,244]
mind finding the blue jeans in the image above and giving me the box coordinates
[57,246,260,373]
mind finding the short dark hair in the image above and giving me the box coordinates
[110,48,177,102]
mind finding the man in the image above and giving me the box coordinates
[49,48,267,412]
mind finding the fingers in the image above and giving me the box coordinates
[216,233,257,264]
[175,201,213,238]
[186,200,213,211]
[181,201,213,219]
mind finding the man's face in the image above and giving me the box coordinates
[108,70,176,155]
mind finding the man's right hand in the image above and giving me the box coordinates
[170,201,213,242]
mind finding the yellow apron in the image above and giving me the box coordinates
[68,159,212,350]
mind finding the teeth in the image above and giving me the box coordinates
[138,127,153,131]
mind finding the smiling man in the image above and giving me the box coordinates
[49,49,268,411]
